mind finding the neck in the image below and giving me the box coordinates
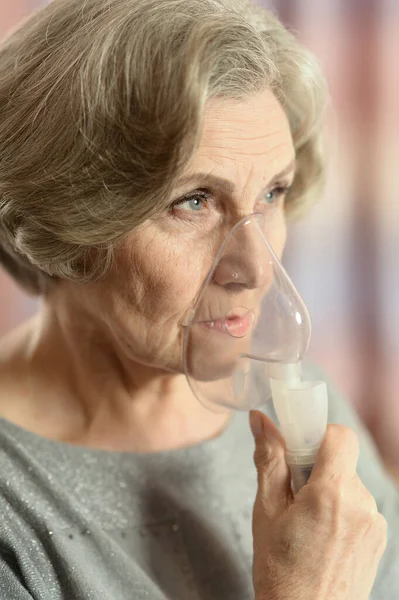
[0,295,231,452]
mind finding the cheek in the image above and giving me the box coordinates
[121,239,210,320]
[148,262,199,312]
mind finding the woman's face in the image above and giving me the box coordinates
[71,89,296,374]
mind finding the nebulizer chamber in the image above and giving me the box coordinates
[183,213,328,493]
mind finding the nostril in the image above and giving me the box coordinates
[221,281,249,293]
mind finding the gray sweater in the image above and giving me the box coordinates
[0,368,398,599]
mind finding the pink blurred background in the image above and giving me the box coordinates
[0,0,398,473]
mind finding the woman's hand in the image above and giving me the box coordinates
[250,411,387,600]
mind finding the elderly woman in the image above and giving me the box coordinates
[0,0,398,598]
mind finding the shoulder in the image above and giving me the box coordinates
[0,418,37,510]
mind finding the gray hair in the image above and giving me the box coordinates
[0,0,327,294]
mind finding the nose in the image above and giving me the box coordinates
[212,222,271,290]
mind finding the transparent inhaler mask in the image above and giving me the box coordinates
[182,212,312,412]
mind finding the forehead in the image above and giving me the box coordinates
[191,89,294,181]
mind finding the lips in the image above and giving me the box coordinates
[199,312,254,337]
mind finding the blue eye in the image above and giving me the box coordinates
[171,191,210,213]
[182,196,206,211]
[264,186,290,204]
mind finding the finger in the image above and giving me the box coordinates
[250,410,292,520]
[309,424,360,483]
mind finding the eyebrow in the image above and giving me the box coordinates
[175,159,297,194]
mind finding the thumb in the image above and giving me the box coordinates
[249,410,293,519]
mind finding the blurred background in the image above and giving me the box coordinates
[0,0,398,473]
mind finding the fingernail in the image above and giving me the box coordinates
[249,410,263,439]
